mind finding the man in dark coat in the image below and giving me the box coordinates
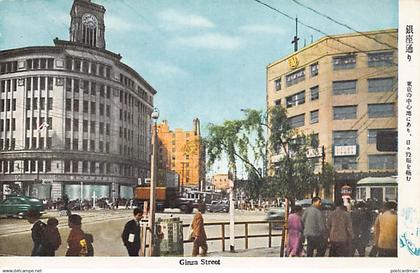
[121,208,143,256]
[26,209,46,256]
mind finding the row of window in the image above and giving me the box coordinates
[25,117,53,131]
[274,51,394,89]
[64,119,110,135]
[1,79,18,92]
[0,138,15,150]
[0,99,17,112]
[65,78,111,98]
[287,103,395,128]
[65,56,111,79]
[65,99,110,117]
[0,159,136,176]
[333,154,396,170]
[0,118,16,132]
[25,97,53,111]
[64,138,110,153]
[25,77,54,92]
[283,78,394,109]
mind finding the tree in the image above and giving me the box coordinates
[206,106,322,201]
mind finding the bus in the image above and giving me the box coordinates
[355,176,397,202]
[184,190,222,205]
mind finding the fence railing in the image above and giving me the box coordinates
[182,220,285,252]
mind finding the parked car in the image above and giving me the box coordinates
[0,196,45,218]
[207,200,229,213]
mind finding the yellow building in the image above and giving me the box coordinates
[212,173,232,191]
[266,29,397,199]
[156,119,205,190]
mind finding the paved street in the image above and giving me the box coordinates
[0,208,281,256]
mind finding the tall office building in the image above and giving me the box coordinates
[266,29,397,199]
[0,0,156,200]
[156,119,206,191]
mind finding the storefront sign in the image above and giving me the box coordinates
[334,145,358,156]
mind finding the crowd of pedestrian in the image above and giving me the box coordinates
[286,196,397,257]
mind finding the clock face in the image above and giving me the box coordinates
[82,13,98,29]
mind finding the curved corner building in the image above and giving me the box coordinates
[0,0,155,201]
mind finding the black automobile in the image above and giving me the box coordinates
[207,200,229,213]
[0,196,45,218]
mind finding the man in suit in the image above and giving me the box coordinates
[121,208,143,256]
[26,209,46,256]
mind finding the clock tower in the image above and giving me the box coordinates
[69,0,106,49]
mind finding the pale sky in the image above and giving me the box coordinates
[0,0,398,176]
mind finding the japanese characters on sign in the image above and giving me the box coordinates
[406,25,414,62]
[405,81,413,182]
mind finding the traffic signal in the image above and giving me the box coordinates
[376,131,398,152]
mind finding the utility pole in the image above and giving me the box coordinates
[291,17,299,52]
[228,169,235,253]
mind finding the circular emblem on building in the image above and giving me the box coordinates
[288,55,299,69]
[82,13,98,29]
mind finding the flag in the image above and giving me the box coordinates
[37,122,49,133]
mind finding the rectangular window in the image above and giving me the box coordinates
[66,99,72,111]
[90,140,95,152]
[106,142,110,153]
[83,120,88,132]
[99,122,104,134]
[74,79,79,93]
[310,62,319,77]
[106,124,110,136]
[47,117,52,130]
[33,77,38,91]
[83,101,89,113]
[31,160,36,172]
[288,114,305,128]
[368,128,396,144]
[333,105,357,120]
[47,98,53,110]
[11,118,15,131]
[0,99,4,111]
[83,139,88,151]
[73,99,79,112]
[310,86,319,100]
[12,79,17,92]
[368,77,394,92]
[90,121,96,134]
[32,98,37,110]
[65,138,71,150]
[73,119,79,132]
[26,78,31,91]
[333,80,357,95]
[82,61,89,73]
[99,103,104,116]
[32,117,37,130]
[40,97,45,110]
[38,137,44,150]
[368,154,397,170]
[46,137,52,149]
[47,77,53,90]
[106,105,110,117]
[333,130,358,145]
[73,138,78,151]
[368,51,393,67]
[368,103,394,118]
[99,141,104,152]
[333,55,356,70]
[286,91,305,108]
[64,160,71,172]
[285,68,305,87]
[40,77,45,91]
[65,118,71,131]
[274,99,281,106]
[66,78,72,92]
[83,80,89,94]
[83,161,88,173]
[26,98,31,110]
[274,78,281,91]
[47,59,54,69]
[45,160,51,172]
[91,63,97,75]
[334,156,358,170]
[90,161,96,174]
[91,102,96,114]
[91,82,96,96]
[310,110,319,124]
[12,99,16,111]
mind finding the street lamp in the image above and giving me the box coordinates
[147,107,159,256]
